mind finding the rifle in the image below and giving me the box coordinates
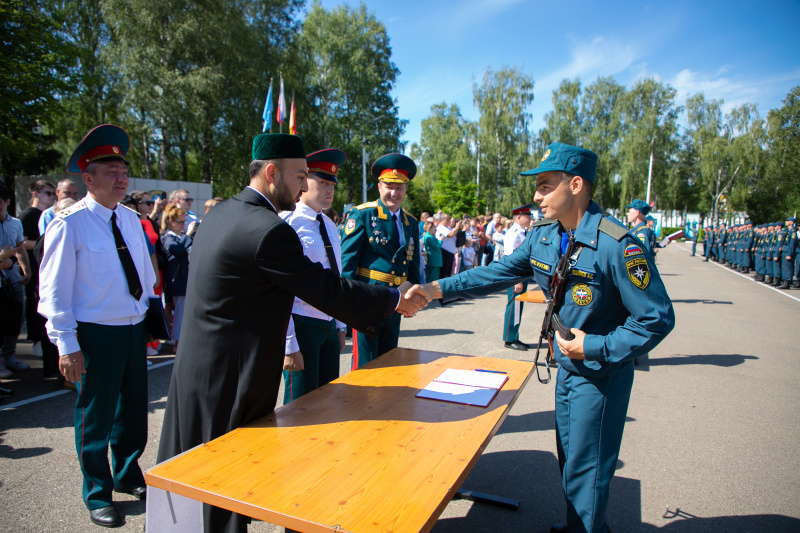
[534,231,577,384]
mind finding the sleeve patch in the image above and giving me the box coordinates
[626,257,650,290]
[344,218,356,235]
[624,244,644,257]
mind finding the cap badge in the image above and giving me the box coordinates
[332,164,337,172]
[112,146,120,154]
[541,149,551,162]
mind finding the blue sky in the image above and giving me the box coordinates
[314,0,800,151]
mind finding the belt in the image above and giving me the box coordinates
[356,267,407,286]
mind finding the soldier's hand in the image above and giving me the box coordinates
[514,282,524,294]
[284,351,304,371]
[555,329,586,360]
[404,281,441,303]
[397,291,428,317]
[60,351,86,383]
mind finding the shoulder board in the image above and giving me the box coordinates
[119,204,138,215]
[403,210,417,221]
[56,202,87,219]
[532,219,557,227]
[354,201,377,210]
[599,217,629,241]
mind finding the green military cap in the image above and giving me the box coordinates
[307,148,346,183]
[252,133,306,160]
[372,153,417,183]
[520,142,598,182]
[67,124,130,174]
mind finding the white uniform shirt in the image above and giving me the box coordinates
[280,202,345,354]
[503,222,527,256]
[38,195,156,355]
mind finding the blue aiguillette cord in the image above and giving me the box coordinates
[560,230,570,255]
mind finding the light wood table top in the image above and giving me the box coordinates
[146,348,535,533]
[515,290,547,303]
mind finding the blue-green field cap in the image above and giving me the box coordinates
[520,142,598,182]
[625,199,651,215]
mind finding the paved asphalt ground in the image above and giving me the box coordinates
[1,242,799,532]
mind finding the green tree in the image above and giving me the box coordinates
[294,1,406,208]
[580,76,625,211]
[0,0,71,193]
[431,163,476,215]
[543,78,582,146]
[617,78,680,211]
[473,66,535,213]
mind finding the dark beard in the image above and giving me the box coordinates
[275,176,296,211]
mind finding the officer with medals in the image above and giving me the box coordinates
[281,149,348,402]
[625,199,655,257]
[38,125,156,528]
[405,142,675,533]
[340,153,421,369]
[502,204,534,351]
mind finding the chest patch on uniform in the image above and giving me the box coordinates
[530,257,552,274]
[572,283,593,306]
[569,267,595,281]
[626,257,650,290]
[624,244,643,257]
[344,218,356,235]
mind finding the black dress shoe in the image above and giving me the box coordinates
[89,505,121,528]
[550,524,611,533]
[504,341,528,351]
[0,386,12,398]
[114,485,147,500]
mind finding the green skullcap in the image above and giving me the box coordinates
[252,133,306,160]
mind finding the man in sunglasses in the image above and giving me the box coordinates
[169,189,199,233]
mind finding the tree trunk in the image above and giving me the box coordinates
[495,130,501,202]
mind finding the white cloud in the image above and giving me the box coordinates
[536,36,642,95]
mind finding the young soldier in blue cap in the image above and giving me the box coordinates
[405,142,675,533]
[779,216,796,289]
[625,199,655,258]
[502,203,534,351]
[38,124,156,528]
[281,148,349,401]
[340,153,421,370]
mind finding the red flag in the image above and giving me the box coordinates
[289,95,296,135]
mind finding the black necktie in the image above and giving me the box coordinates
[317,214,340,276]
[391,214,401,247]
[110,211,143,300]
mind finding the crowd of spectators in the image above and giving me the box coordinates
[0,180,223,395]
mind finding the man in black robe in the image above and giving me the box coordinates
[156,133,425,533]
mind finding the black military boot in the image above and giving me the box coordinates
[763,275,771,284]
[778,281,790,290]
[792,280,800,289]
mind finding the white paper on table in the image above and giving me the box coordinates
[434,368,508,390]
[416,381,500,407]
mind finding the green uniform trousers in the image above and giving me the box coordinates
[75,320,148,510]
[283,314,340,404]
[503,281,528,342]
[351,311,401,370]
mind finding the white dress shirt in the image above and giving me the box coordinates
[280,202,345,354]
[503,222,527,256]
[38,194,157,354]
[436,223,457,253]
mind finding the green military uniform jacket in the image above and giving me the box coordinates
[340,198,421,288]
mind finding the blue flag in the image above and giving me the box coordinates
[261,79,273,132]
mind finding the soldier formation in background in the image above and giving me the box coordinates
[702,216,799,289]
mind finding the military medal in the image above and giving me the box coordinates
[369,237,374,243]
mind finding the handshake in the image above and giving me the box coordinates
[395,281,444,317]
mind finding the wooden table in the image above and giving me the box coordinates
[515,290,547,303]
[145,348,534,533]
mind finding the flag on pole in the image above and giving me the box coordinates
[261,78,273,132]
[289,92,296,135]
[277,73,286,130]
